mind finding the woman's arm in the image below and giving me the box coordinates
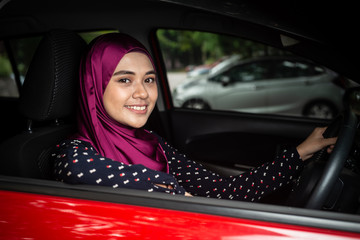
[157,133,303,202]
[159,126,336,202]
[52,139,186,195]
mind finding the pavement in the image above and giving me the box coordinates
[167,71,187,92]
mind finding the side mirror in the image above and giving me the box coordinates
[220,76,231,86]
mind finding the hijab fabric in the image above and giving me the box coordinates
[74,33,168,172]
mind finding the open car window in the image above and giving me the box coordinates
[157,29,356,119]
[0,40,23,98]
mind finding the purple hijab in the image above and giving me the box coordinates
[73,33,168,173]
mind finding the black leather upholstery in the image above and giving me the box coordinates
[0,30,86,179]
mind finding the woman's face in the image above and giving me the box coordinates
[103,52,158,128]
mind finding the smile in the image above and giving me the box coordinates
[125,105,147,111]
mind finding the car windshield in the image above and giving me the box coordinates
[209,55,241,77]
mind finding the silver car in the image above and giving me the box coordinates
[173,55,345,119]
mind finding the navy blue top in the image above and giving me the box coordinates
[52,133,304,202]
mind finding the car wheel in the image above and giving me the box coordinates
[303,101,337,119]
[182,99,211,110]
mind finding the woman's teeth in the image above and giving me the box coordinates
[126,106,146,111]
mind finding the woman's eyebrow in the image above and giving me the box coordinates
[113,70,156,76]
[146,70,156,75]
[113,70,134,76]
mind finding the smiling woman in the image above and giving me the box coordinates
[51,32,336,202]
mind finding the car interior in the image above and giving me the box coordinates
[0,0,360,232]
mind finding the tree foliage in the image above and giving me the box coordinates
[157,29,287,70]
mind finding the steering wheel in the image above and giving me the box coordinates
[286,108,358,209]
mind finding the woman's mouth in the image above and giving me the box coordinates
[125,105,148,113]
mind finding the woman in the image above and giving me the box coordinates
[52,33,337,202]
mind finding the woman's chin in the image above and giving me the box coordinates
[125,119,149,129]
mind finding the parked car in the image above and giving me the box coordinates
[186,56,230,80]
[0,0,360,239]
[186,65,211,79]
[174,55,345,119]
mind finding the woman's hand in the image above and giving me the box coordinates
[184,192,193,197]
[155,183,174,189]
[155,184,192,196]
[296,127,337,161]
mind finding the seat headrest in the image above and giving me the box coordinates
[18,29,87,121]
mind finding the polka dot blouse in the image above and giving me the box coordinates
[52,133,304,202]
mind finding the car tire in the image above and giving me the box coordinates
[303,101,337,119]
[182,99,211,110]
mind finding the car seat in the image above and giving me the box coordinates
[0,29,87,179]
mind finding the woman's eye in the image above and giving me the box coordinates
[118,78,131,83]
[145,77,155,83]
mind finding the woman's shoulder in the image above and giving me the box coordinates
[53,139,97,156]
[57,139,93,148]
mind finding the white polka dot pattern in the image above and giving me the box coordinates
[158,136,304,202]
[52,139,185,195]
[52,133,304,202]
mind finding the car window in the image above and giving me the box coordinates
[157,29,350,119]
[232,62,270,82]
[271,60,325,79]
[0,41,20,97]
[9,36,42,92]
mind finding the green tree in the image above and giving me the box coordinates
[157,29,289,70]
[0,55,12,77]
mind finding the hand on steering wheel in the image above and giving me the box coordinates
[287,110,357,209]
[296,127,337,161]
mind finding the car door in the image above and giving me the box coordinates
[264,59,320,116]
[209,61,268,113]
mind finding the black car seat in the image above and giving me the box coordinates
[0,29,87,179]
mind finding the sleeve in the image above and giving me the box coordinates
[52,139,186,195]
[159,137,304,202]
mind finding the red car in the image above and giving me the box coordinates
[1,0,360,239]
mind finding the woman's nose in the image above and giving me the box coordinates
[133,82,149,99]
